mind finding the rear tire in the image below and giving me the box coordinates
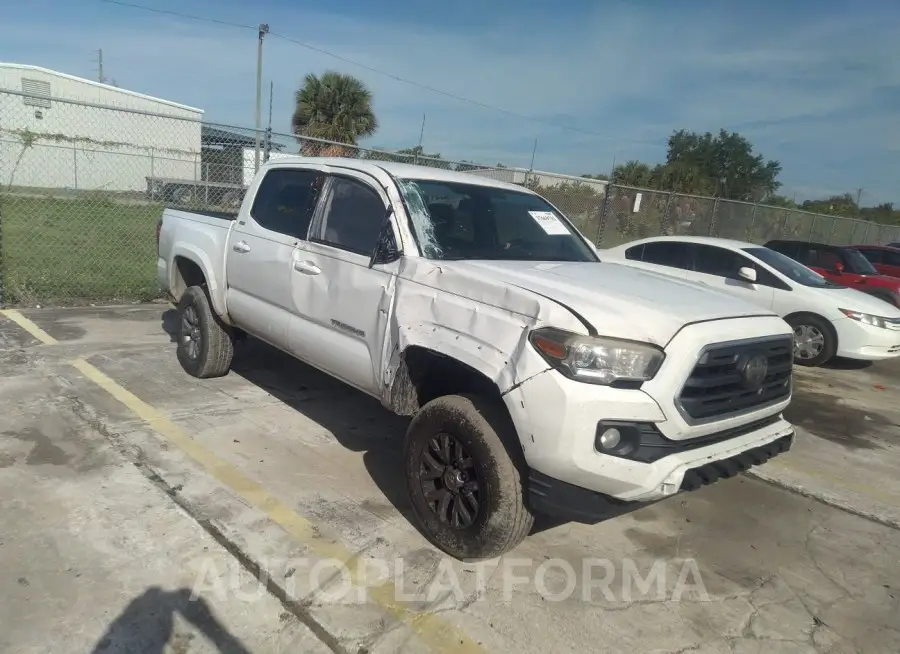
[176,286,234,378]
[787,314,836,367]
[403,394,534,561]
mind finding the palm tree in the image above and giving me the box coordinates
[291,72,378,155]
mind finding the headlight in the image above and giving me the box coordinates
[840,308,887,329]
[528,327,665,385]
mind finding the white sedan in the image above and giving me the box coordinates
[603,236,900,366]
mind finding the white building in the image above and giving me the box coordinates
[0,63,203,192]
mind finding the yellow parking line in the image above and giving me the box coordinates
[0,309,59,345]
[67,359,483,654]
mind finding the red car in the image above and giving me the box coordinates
[852,244,900,279]
[764,240,900,308]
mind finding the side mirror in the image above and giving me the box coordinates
[738,266,757,283]
[834,262,845,274]
[369,208,401,268]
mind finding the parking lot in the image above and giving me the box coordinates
[2,304,899,654]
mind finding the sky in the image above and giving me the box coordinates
[1,0,898,203]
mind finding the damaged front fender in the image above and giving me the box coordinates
[380,258,586,413]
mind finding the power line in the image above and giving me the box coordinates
[99,0,660,147]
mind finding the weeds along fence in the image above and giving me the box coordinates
[1,87,898,307]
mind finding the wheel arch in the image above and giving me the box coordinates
[784,310,839,349]
[386,345,526,458]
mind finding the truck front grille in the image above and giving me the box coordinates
[676,336,792,422]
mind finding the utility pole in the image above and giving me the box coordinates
[415,113,425,164]
[255,23,270,173]
[856,187,864,211]
[98,48,104,83]
[264,81,274,162]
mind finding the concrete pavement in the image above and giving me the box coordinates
[1,304,898,653]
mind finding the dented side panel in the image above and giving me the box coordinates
[380,257,587,408]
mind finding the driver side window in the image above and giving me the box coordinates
[693,244,749,278]
[313,176,386,255]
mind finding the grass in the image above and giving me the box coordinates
[1,193,165,306]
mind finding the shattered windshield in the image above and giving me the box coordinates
[397,178,598,262]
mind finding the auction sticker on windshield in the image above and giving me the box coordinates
[528,210,570,235]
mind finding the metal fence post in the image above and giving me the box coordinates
[780,210,791,238]
[660,192,673,235]
[746,203,758,241]
[825,217,837,244]
[595,184,613,245]
[709,198,720,236]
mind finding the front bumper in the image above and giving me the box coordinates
[503,315,794,503]
[529,433,793,522]
[833,317,900,360]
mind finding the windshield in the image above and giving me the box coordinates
[844,248,879,275]
[396,178,598,262]
[744,247,839,288]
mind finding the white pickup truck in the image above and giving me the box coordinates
[157,157,795,560]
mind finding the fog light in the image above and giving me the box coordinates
[598,428,621,450]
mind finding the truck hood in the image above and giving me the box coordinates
[443,260,775,346]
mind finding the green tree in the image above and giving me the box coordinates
[666,129,781,201]
[611,161,654,187]
[800,193,857,216]
[291,71,378,152]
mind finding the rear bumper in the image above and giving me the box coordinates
[529,432,794,522]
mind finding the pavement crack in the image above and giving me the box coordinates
[803,519,856,598]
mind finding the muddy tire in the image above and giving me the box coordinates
[176,286,234,378]
[787,313,836,367]
[404,394,534,560]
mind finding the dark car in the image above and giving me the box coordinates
[851,244,900,280]
[764,240,900,308]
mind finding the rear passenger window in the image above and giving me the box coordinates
[250,169,324,239]
[641,241,691,269]
[886,251,900,266]
[693,244,748,278]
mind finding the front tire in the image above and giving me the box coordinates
[787,314,836,367]
[403,394,534,561]
[176,286,234,378]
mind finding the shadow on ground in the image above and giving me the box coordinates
[822,356,874,371]
[160,309,644,539]
[782,390,895,450]
[91,587,250,654]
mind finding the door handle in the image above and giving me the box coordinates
[293,260,321,275]
[232,241,251,253]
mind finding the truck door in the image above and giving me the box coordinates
[287,171,399,396]
[224,167,324,349]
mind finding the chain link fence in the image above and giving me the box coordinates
[2,87,899,307]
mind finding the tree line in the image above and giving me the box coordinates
[289,71,899,227]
